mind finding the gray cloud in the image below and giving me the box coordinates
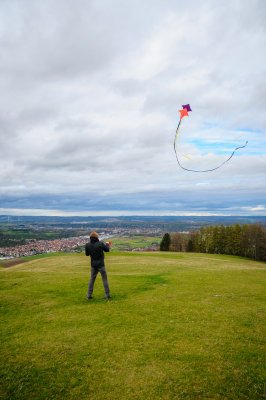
[0,0,265,216]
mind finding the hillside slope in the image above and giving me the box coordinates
[1,252,265,400]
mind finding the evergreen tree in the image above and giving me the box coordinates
[217,224,226,254]
[205,225,214,253]
[186,239,194,252]
[186,230,196,252]
[231,223,242,256]
[199,226,207,253]
[225,225,233,255]
[211,225,219,254]
[255,225,266,261]
[193,231,200,253]
[240,224,249,258]
[246,224,266,261]
[160,233,171,251]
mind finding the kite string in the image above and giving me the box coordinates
[174,119,248,172]
[182,134,244,165]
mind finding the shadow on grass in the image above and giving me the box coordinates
[84,273,169,304]
[83,293,127,304]
[131,273,168,293]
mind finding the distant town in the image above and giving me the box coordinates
[0,224,161,259]
[0,236,88,259]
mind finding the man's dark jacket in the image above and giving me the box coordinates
[85,237,110,269]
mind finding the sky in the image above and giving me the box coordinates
[0,0,265,217]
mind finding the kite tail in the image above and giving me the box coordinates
[174,121,248,172]
[174,119,182,147]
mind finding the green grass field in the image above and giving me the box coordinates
[109,236,161,250]
[1,252,265,399]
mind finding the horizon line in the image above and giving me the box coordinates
[1,214,266,218]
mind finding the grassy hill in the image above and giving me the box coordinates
[1,252,265,400]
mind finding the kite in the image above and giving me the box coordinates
[174,104,248,172]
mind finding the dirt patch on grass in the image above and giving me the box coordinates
[1,259,29,268]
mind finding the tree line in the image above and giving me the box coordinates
[160,223,266,261]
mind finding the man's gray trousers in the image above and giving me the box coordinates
[87,266,110,298]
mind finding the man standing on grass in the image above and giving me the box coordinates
[85,232,111,299]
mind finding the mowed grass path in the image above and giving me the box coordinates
[1,252,265,400]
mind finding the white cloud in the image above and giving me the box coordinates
[0,0,265,216]
[241,205,265,212]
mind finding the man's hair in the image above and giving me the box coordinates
[90,231,99,239]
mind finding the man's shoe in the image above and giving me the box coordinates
[105,295,112,299]
[87,296,93,299]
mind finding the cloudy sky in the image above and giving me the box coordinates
[0,0,265,216]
